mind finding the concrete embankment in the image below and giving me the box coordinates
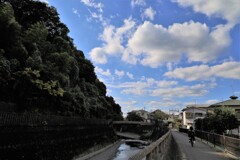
[76,140,122,160]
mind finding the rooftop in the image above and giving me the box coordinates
[209,95,240,107]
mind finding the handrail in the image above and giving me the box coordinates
[129,130,171,160]
[195,130,240,157]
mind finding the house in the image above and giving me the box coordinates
[182,104,208,129]
[207,95,240,121]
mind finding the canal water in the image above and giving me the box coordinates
[112,142,142,160]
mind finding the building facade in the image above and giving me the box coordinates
[182,105,208,129]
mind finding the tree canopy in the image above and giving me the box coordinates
[0,0,123,120]
[126,112,144,122]
[151,109,168,120]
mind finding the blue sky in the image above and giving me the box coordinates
[41,0,240,116]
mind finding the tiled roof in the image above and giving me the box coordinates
[209,99,240,107]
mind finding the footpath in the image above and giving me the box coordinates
[172,130,237,160]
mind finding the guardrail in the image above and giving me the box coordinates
[195,130,240,158]
[129,131,171,160]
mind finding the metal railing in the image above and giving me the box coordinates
[129,131,171,160]
[195,130,240,157]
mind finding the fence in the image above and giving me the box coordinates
[0,112,116,160]
[195,130,240,157]
[128,131,171,160]
[0,112,109,126]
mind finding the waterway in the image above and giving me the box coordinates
[112,143,142,160]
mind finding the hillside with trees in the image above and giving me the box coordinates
[0,0,123,120]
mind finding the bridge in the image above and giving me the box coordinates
[113,121,156,139]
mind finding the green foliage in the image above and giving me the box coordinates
[0,1,122,119]
[151,109,168,120]
[14,68,65,97]
[195,106,238,134]
[126,112,144,121]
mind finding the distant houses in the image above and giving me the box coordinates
[181,95,240,130]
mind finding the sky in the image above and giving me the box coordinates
[40,0,240,116]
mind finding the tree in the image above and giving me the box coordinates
[151,109,168,120]
[126,112,144,121]
[195,106,238,134]
[0,1,123,120]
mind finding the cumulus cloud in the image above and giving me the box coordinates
[142,7,156,20]
[146,100,180,108]
[109,78,179,96]
[151,84,209,98]
[165,61,240,81]
[172,0,240,25]
[81,0,104,12]
[124,21,231,67]
[157,80,178,87]
[126,72,134,79]
[115,69,125,77]
[131,0,146,8]
[90,18,136,63]
[95,66,111,77]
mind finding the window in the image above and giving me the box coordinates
[186,112,193,119]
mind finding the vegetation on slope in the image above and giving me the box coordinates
[0,0,123,120]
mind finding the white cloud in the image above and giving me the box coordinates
[72,8,80,18]
[81,0,104,12]
[122,88,146,95]
[165,61,240,81]
[115,69,125,77]
[126,72,134,79]
[90,47,107,64]
[109,78,180,97]
[151,84,209,98]
[90,18,136,64]
[125,21,231,67]
[95,66,111,77]
[146,100,180,108]
[86,9,107,26]
[157,80,178,87]
[142,7,156,20]
[172,0,240,25]
[131,0,146,8]
[166,62,174,71]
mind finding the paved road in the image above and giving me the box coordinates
[172,130,231,160]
